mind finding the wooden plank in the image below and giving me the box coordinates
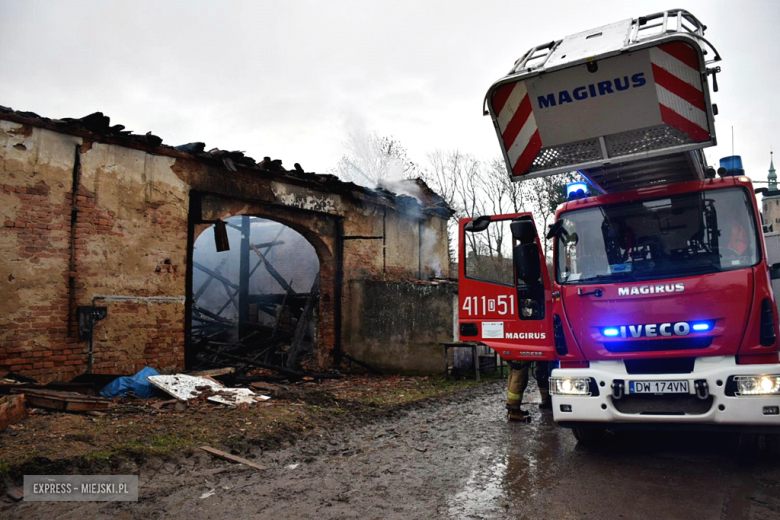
[286,274,320,369]
[194,257,228,300]
[6,488,24,501]
[250,240,285,250]
[199,445,266,470]
[250,244,296,296]
[20,394,67,411]
[188,367,236,377]
[219,280,240,313]
[271,290,290,339]
[11,388,110,411]
[193,261,239,290]
[0,394,27,431]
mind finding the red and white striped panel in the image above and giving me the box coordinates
[649,42,710,142]
[492,81,543,176]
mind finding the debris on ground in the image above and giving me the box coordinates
[0,395,27,432]
[10,388,111,412]
[199,445,265,471]
[1,372,115,397]
[188,367,236,378]
[0,374,488,494]
[206,388,265,406]
[6,487,24,502]
[100,366,162,399]
[147,374,270,405]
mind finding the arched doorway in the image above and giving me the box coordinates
[190,215,321,370]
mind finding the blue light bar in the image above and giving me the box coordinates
[603,327,619,337]
[692,322,711,332]
[567,182,588,198]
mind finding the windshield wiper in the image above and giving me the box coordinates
[567,272,638,284]
[661,263,721,276]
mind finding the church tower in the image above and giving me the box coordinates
[763,151,780,232]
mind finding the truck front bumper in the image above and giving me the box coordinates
[551,356,780,429]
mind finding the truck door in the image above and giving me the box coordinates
[458,214,554,361]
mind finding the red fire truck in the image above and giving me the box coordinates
[459,10,780,442]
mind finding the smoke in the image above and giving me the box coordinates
[331,123,427,207]
[420,226,443,277]
[379,178,424,202]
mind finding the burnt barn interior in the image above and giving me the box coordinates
[0,106,458,383]
[190,215,322,373]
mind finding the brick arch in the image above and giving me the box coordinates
[189,196,340,368]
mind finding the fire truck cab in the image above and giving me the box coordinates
[459,9,780,441]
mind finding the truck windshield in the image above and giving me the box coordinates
[556,187,760,284]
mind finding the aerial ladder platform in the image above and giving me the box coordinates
[484,9,723,193]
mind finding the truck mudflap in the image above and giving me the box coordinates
[485,10,719,182]
[550,357,780,427]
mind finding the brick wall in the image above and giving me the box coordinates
[1,122,189,382]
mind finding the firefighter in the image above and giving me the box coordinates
[506,360,531,421]
[506,361,553,421]
[507,298,553,419]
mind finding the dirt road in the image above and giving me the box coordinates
[6,381,780,519]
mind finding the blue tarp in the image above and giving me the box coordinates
[100,366,161,398]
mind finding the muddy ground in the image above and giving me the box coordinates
[3,379,780,519]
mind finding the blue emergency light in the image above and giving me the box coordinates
[718,156,745,177]
[602,327,620,337]
[567,182,589,199]
[692,322,711,332]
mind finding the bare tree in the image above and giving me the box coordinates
[422,150,485,258]
[421,151,528,280]
[521,172,579,258]
[329,129,419,186]
[489,157,525,213]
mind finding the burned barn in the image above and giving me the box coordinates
[0,107,456,382]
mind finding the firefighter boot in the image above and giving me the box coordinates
[506,364,530,421]
[507,408,531,422]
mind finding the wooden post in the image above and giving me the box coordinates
[286,275,320,369]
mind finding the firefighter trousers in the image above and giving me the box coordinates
[506,361,530,411]
[506,361,552,410]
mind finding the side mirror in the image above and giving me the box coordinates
[771,263,780,280]
[546,220,567,240]
[465,215,491,233]
[756,187,769,195]
[511,219,538,243]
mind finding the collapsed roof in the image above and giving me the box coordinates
[0,105,453,218]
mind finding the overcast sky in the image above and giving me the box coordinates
[1,1,778,184]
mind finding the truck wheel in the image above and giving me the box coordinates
[572,427,609,446]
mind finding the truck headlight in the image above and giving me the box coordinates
[550,377,591,396]
[735,375,780,396]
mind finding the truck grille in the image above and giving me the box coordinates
[624,357,695,374]
[604,337,713,353]
[612,394,713,416]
